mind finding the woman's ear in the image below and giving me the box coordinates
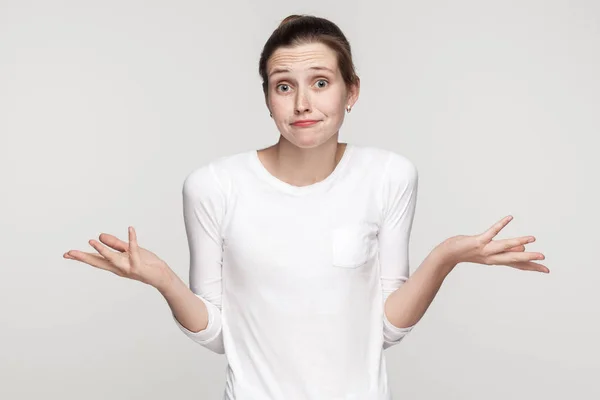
[347,77,361,109]
[264,93,272,117]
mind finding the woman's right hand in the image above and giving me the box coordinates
[63,226,174,290]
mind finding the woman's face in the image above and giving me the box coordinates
[265,42,359,149]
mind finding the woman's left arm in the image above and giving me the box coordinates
[385,215,550,330]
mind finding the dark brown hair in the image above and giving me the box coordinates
[258,15,359,98]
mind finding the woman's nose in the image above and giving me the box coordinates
[294,90,311,114]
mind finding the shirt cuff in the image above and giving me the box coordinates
[172,294,222,344]
[383,309,414,348]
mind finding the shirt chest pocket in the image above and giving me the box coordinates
[331,222,378,268]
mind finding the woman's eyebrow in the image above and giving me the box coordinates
[268,66,335,78]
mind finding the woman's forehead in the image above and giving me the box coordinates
[267,43,338,75]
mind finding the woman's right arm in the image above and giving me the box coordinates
[164,163,227,354]
[157,266,224,354]
[64,163,227,354]
[158,271,209,332]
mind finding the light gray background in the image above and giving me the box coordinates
[1,0,598,399]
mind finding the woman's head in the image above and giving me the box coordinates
[259,15,360,149]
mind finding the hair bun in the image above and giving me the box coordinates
[278,14,305,28]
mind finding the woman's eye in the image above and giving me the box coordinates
[276,80,327,92]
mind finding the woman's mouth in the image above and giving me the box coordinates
[291,120,320,127]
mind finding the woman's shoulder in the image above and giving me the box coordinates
[350,146,418,203]
[352,144,417,176]
[182,150,251,196]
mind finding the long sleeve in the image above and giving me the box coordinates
[378,152,419,350]
[172,162,226,354]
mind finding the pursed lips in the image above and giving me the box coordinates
[291,120,320,126]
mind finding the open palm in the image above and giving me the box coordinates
[63,227,172,288]
[441,215,549,273]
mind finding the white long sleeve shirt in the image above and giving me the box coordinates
[173,144,419,400]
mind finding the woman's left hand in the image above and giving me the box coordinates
[438,215,549,273]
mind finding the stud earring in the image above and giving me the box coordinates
[269,112,272,117]
[346,105,352,113]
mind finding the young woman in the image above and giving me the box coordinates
[64,15,549,400]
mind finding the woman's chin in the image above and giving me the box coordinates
[286,132,336,149]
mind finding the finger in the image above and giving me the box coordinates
[506,261,550,273]
[128,226,142,267]
[488,251,545,265]
[487,236,535,254]
[65,250,105,263]
[64,250,124,276]
[98,233,129,252]
[88,239,119,263]
[506,245,526,252]
[480,215,513,242]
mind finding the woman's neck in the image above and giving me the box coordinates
[257,136,347,187]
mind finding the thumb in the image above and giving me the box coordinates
[128,226,142,267]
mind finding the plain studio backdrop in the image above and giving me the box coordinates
[1,0,598,399]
